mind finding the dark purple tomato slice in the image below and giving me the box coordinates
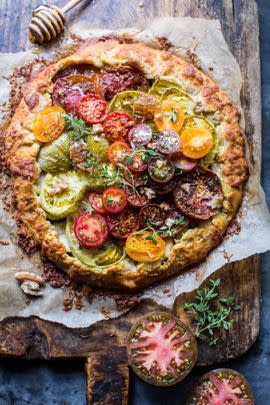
[106,207,139,239]
[148,157,175,183]
[124,185,150,207]
[173,153,197,172]
[53,64,97,81]
[128,123,153,146]
[157,130,181,155]
[187,368,254,405]
[124,171,149,188]
[89,192,106,214]
[99,66,149,100]
[139,204,164,229]
[173,167,223,220]
[74,212,109,248]
[127,311,198,387]
[150,177,177,195]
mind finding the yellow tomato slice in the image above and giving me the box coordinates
[33,106,65,143]
[125,231,166,263]
[154,99,185,132]
[180,127,213,159]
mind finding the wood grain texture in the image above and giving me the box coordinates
[0,0,261,403]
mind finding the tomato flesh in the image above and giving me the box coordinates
[76,94,108,125]
[106,207,139,239]
[74,212,109,248]
[124,185,149,207]
[128,123,152,146]
[89,192,106,214]
[33,106,65,143]
[157,130,181,155]
[103,111,134,143]
[102,187,127,214]
[127,312,198,386]
[139,204,164,229]
[180,127,213,159]
[148,157,175,183]
[154,99,185,132]
[173,153,197,172]
[125,230,166,263]
[108,141,131,167]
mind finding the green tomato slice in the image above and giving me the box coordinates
[39,171,89,220]
[87,135,109,163]
[109,90,146,115]
[38,132,72,173]
[66,210,125,268]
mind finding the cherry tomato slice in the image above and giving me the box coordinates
[139,204,164,229]
[33,106,65,143]
[173,153,197,172]
[148,157,175,183]
[154,99,185,132]
[76,94,108,125]
[124,171,149,188]
[128,123,153,146]
[103,111,134,143]
[74,212,109,248]
[187,368,254,405]
[89,192,106,214]
[157,130,181,155]
[128,153,148,173]
[106,207,139,239]
[125,230,166,263]
[150,178,177,195]
[127,312,198,386]
[102,187,127,214]
[124,185,149,207]
[108,141,131,166]
[180,127,213,159]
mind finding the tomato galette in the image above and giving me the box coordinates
[4,37,247,290]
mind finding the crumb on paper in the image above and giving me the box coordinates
[99,306,110,319]
[162,287,171,294]
[223,250,233,262]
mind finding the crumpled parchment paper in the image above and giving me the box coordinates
[0,17,270,328]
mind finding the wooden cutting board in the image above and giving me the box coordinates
[0,0,261,403]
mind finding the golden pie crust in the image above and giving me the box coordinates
[4,38,247,290]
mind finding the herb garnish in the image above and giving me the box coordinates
[164,107,178,122]
[92,163,138,195]
[84,153,99,169]
[63,113,93,141]
[124,144,161,164]
[183,279,240,346]
[159,216,186,238]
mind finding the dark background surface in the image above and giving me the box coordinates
[0,0,269,404]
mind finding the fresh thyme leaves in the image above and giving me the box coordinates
[145,224,159,244]
[183,279,240,346]
[164,107,178,122]
[124,145,161,164]
[145,234,158,244]
[106,197,115,206]
[159,216,186,237]
[84,154,99,169]
[63,113,93,141]
[92,163,138,194]
[82,200,95,214]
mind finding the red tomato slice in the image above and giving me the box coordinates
[124,185,149,207]
[103,111,134,143]
[89,192,106,214]
[76,94,108,125]
[108,141,131,167]
[102,187,127,214]
[106,207,139,239]
[128,153,148,173]
[74,212,109,248]
[173,153,197,172]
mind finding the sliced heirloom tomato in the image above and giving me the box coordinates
[156,130,181,155]
[187,368,254,405]
[173,153,197,172]
[108,141,131,166]
[102,187,127,214]
[33,106,65,143]
[124,185,149,207]
[76,94,108,125]
[154,99,185,132]
[103,111,134,143]
[127,312,197,386]
[148,157,175,183]
[173,167,223,220]
[125,230,166,263]
[180,127,213,159]
[139,204,164,229]
[128,123,153,146]
[89,192,106,214]
[107,207,139,239]
[74,212,109,248]
[150,178,177,195]
[160,208,189,238]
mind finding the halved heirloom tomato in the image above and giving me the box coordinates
[156,130,181,155]
[139,204,164,229]
[127,312,198,386]
[108,141,131,166]
[106,207,139,239]
[74,212,109,248]
[154,99,185,132]
[102,187,127,214]
[89,192,106,214]
[33,106,65,143]
[76,94,108,125]
[187,368,254,405]
[125,230,166,263]
[180,127,213,159]
[103,111,134,143]
[128,123,153,146]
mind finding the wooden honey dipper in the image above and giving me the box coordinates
[29,0,85,44]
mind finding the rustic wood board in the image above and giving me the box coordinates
[0,0,261,403]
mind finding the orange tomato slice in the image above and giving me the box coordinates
[180,127,213,159]
[33,106,65,143]
[126,230,166,263]
[154,99,185,132]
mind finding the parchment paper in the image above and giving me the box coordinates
[0,17,270,328]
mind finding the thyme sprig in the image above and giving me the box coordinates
[183,279,240,346]
[164,107,178,122]
[92,163,139,195]
[63,113,93,141]
[124,144,161,164]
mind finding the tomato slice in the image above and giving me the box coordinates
[154,99,185,132]
[149,178,177,195]
[180,127,213,159]
[33,106,65,143]
[106,207,139,239]
[74,212,109,248]
[103,111,134,143]
[187,368,254,405]
[89,192,106,214]
[139,204,164,229]
[156,130,181,155]
[102,187,127,214]
[76,94,108,125]
[108,141,131,166]
[128,152,148,173]
[124,185,149,207]
[128,123,153,146]
[127,312,197,386]
[125,230,166,263]
[148,157,175,183]
[173,153,197,172]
